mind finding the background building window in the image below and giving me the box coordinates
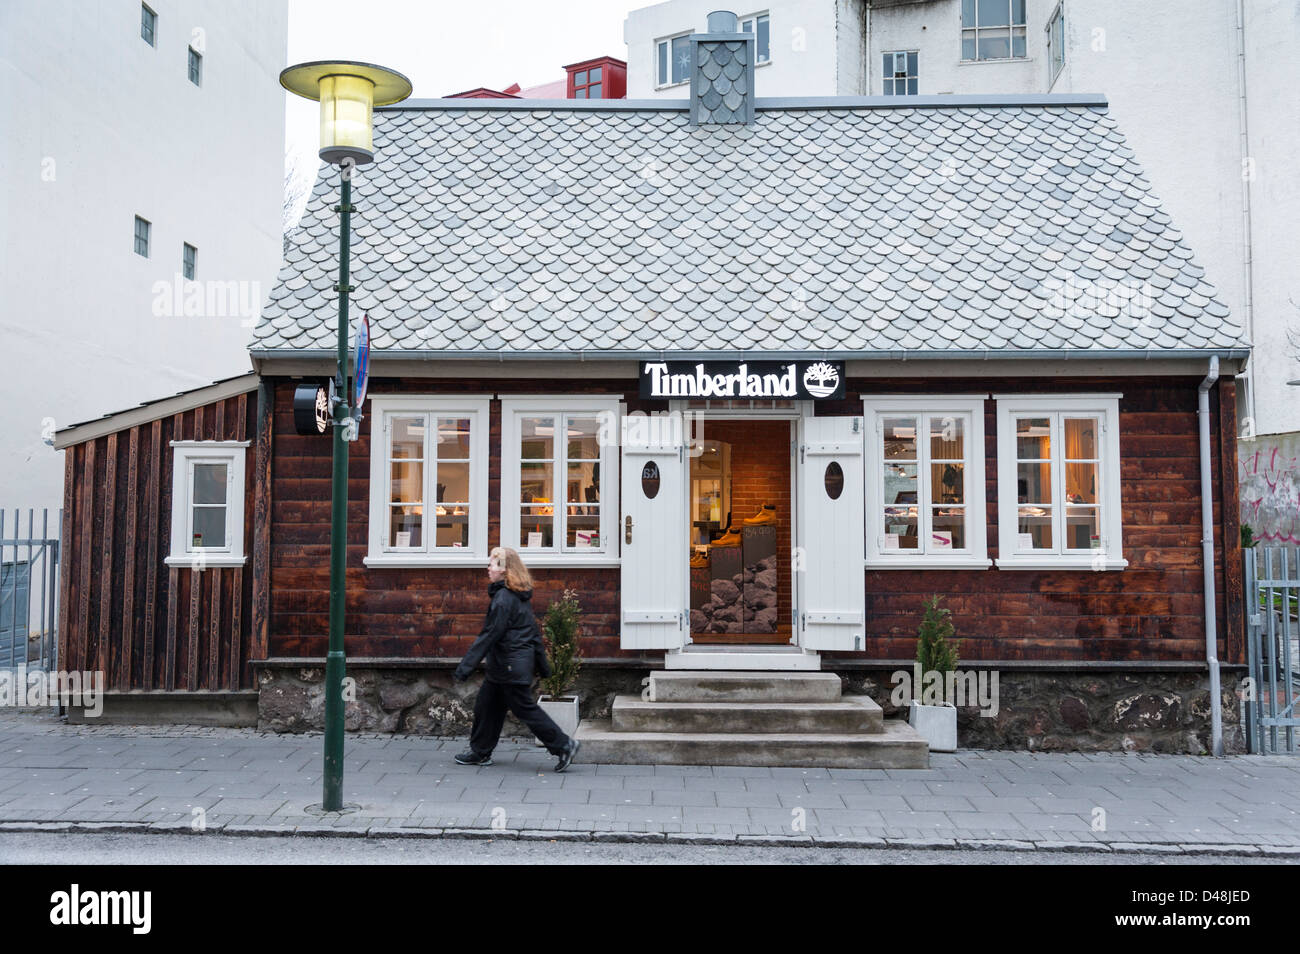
[134,216,150,257]
[656,33,692,86]
[740,13,770,64]
[188,46,202,85]
[1047,3,1066,82]
[166,441,249,567]
[141,4,156,46]
[183,243,197,280]
[572,66,602,99]
[962,0,1027,60]
[366,397,489,565]
[883,51,918,95]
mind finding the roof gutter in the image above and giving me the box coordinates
[250,346,1252,363]
[1198,355,1225,757]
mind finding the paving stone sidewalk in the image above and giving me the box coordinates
[1,708,1298,855]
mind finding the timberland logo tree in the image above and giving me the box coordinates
[802,362,840,398]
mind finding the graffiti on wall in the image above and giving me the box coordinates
[1240,436,1300,544]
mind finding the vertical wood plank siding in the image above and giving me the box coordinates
[57,392,259,689]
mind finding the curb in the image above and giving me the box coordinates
[0,821,1288,856]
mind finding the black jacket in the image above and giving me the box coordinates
[454,581,551,685]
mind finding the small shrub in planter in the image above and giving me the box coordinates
[536,589,582,741]
[909,594,961,752]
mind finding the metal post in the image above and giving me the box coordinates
[322,169,353,812]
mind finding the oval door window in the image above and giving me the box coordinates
[824,461,844,500]
[641,461,661,499]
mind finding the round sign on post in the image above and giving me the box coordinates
[353,312,370,412]
[293,383,330,436]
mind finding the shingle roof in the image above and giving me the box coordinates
[252,95,1246,360]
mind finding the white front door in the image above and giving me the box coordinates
[796,415,867,651]
[620,424,687,650]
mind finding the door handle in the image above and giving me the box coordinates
[625,515,633,544]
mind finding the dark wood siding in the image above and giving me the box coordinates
[266,373,1243,667]
[57,390,259,689]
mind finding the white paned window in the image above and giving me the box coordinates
[882,51,918,95]
[864,397,989,568]
[740,13,770,63]
[995,395,1126,570]
[961,0,1027,61]
[166,441,249,567]
[655,32,693,87]
[500,397,621,565]
[1046,2,1066,83]
[365,396,490,566]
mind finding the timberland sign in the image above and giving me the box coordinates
[639,361,846,400]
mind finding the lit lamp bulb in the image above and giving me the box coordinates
[279,60,413,166]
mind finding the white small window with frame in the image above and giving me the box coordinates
[166,441,249,567]
[740,13,770,64]
[864,397,989,569]
[995,395,1127,570]
[365,396,490,567]
[655,31,693,87]
[500,397,621,566]
[1046,2,1066,84]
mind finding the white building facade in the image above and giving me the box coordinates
[0,0,287,515]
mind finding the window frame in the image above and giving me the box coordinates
[994,394,1127,570]
[961,0,1028,62]
[182,242,197,280]
[571,65,604,99]
[882,50,919,95]
[166,441,249,568]
[864,396,990,570]
[740,12,771,65]
[364,395,490,567]
[655,31,694,88]
[1046,1,1066,84]
[141,3,156,46]
[500,396,622,567]
[188,45,202,86]
[134,216,151,258]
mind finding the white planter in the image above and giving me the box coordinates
[908,702,958,752]
[535,695,580,746]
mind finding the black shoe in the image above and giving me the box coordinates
[454,750,493,766]
[554,738,580,773]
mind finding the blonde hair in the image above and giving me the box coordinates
[491,546,534,593]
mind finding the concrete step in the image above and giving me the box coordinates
[649,670,842,703]
[574,718,929,769]
[611,694,883,735]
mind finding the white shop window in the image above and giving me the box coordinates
[365,396,490,567]
[166,441,249,567]
[500,397,621,566]
[994,395,1127,570]
[864,397,989,569]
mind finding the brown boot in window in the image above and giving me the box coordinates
[712,526,742,547]
[743,503,777,526]
[690,550,709,568]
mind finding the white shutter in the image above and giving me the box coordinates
[619,421,687,650]
[797,416,866,651]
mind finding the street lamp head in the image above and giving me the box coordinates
[280,60,412,166]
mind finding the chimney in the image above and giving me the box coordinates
[689,10,755,125]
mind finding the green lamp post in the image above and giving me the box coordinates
[279,60,411,812]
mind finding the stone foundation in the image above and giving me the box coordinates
[834,668,1246,755]
[257,664,1245,754]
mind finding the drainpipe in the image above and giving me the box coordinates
[1199,355,1224,757]
[1234,0,1258,431]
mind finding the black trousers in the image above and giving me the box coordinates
[469,680,570,756]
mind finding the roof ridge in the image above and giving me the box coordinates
[376,93,1109,113]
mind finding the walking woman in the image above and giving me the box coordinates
[453,546,580,771]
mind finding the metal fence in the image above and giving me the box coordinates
[1245,546,1300,754]
[0,509,60,674]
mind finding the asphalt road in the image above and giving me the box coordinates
[0,832,1288,865]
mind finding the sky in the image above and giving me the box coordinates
[284,0,648,203]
